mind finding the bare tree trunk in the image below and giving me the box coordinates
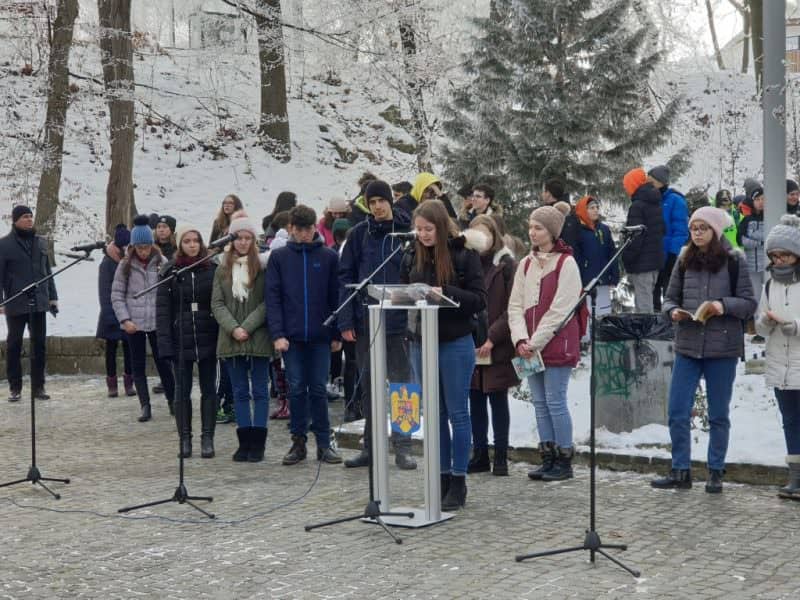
[255,0,291,161]
[98,0,137,235]
[750,0,764,92]
[706,0,726,69]
[398,4,432,173]
[35,0,79,260]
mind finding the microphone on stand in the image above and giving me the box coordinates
[620,225,646,236]
[209,231,239,249]
[70,241,106,253]
[386,231,417,241]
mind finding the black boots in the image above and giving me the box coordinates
[133,376,152,422]
[282,435,307,465]
[200,395,216,459]
[705,469,724,494]
[493,447,509,476]
[179,436,192,458]
[541,446,574,481]
[651,468,692,489]
[317,447,343,464]
[233,427,250,462]
[441,473,451,500]
[394,437,417,470]
[467,448,491,473]
[249,427,267,462]
[442,475,467,511]
[345,448,370,468]
[779,458,800,499]
[528,442,556,480]
[201,435,215,459]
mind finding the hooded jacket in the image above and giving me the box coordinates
[573,197,619,287]
[338,208,411,335]
[265,234,339,343]
[399,230,487,343]
[395,172,458,219]
[621,176,666,274]
[660,187,689,258]
[736,196,766,274]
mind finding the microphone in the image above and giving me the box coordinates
[386,231,417,240]
[70,241,106,253]
[209,231,239,248]
[621,225,647,235]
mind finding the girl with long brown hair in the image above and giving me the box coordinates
[400,199,487,511]
[211,212,274,462]
[210,194,244,244]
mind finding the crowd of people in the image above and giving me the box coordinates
[3,165,800,509]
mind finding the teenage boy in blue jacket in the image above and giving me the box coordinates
[338,179,417,470]
[266,205,343,465]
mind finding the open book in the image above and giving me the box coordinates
[511,351,545,378]
[673,301,717,324]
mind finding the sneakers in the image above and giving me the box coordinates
[651,468,692,489]
[317,447,343,464]
[216,407,235,424]
[8,390,21,402]
[282,435,307,465]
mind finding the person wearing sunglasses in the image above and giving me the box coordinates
[652,207,756,493]
[756,214,800,499]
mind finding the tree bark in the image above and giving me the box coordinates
[398,4,432,173]
[98,0,137,236]
[35,0,79,260]
[750,0,764,92]
[706,0,726,69]
[254,0,291,161]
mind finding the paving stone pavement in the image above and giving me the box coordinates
[0,375,799,599]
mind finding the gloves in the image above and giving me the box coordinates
[49,302,59,317]
[781,320,798,337]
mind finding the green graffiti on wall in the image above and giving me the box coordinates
[594,341,631,396]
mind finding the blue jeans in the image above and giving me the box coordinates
[283,342,332,448]
[437,334,475,476]
[527,366,573,448]
[775,389,800,455]
[668,353,738,470]
[226,356,270,428]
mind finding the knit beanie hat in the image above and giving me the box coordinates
[326,197,350,213]
[744,178,762,202]
[689,206,732,240]
[647,165,670,186]
[788,179,800,194]
[157,214,176,232]
[130,215,154,245]
[175,224,201,248]
[623,168,647,197]
[529,206,565,241]
[553,201,571,216]
[113,223,131,248]
[228,215,259,239]
[11,205,32,223]
[364,180,393,204]
[332,218,351,237]
[766,214,800,257]
[147,213,160,230]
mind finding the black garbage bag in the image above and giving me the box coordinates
[594,314,674,342]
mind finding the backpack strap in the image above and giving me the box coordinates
[765,278,771,302]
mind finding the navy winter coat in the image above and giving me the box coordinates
[265,235,339,344]
[573,222,619,287]
[96,251,124,340]
[0,228,57,317]
[338,209,411,335]
[621,182,666,274]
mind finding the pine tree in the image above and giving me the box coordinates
[440,0,687,231]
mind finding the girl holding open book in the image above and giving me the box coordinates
[508,206,583,482]
[652,206,756,493]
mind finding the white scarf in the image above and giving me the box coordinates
[232,255,250,302]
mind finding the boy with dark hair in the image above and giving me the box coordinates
[541,178,579,249]
[266,204,343,464]
[458,183,496,230]
[391,181,412,201]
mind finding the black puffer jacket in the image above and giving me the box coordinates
[400,233,487,343]
[156,258,218,361]
[621,182,666,273]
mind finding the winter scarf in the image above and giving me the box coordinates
[769,263,800,285]
[232,255,251,302]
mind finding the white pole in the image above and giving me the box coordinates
[763,0,787,236]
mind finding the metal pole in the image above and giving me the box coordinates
[421,307,442,521]
[369,305,391,510]
[763,0,786,237]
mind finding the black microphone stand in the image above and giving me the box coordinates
[306,240,413,543]
[515,230,642,578]
[0,251,93,498]
[119,251,216,518]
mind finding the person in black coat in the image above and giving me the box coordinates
[541,178,580,249]
[0,206,58,401]
[154,214,177,259]
[400,199,487,511]
[621,167,666,313]
[96,225,135,398]
[157,225,219,459]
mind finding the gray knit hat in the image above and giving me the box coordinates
[648,165,670,186]
[766,214,800,257]
[529,206,565,241]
